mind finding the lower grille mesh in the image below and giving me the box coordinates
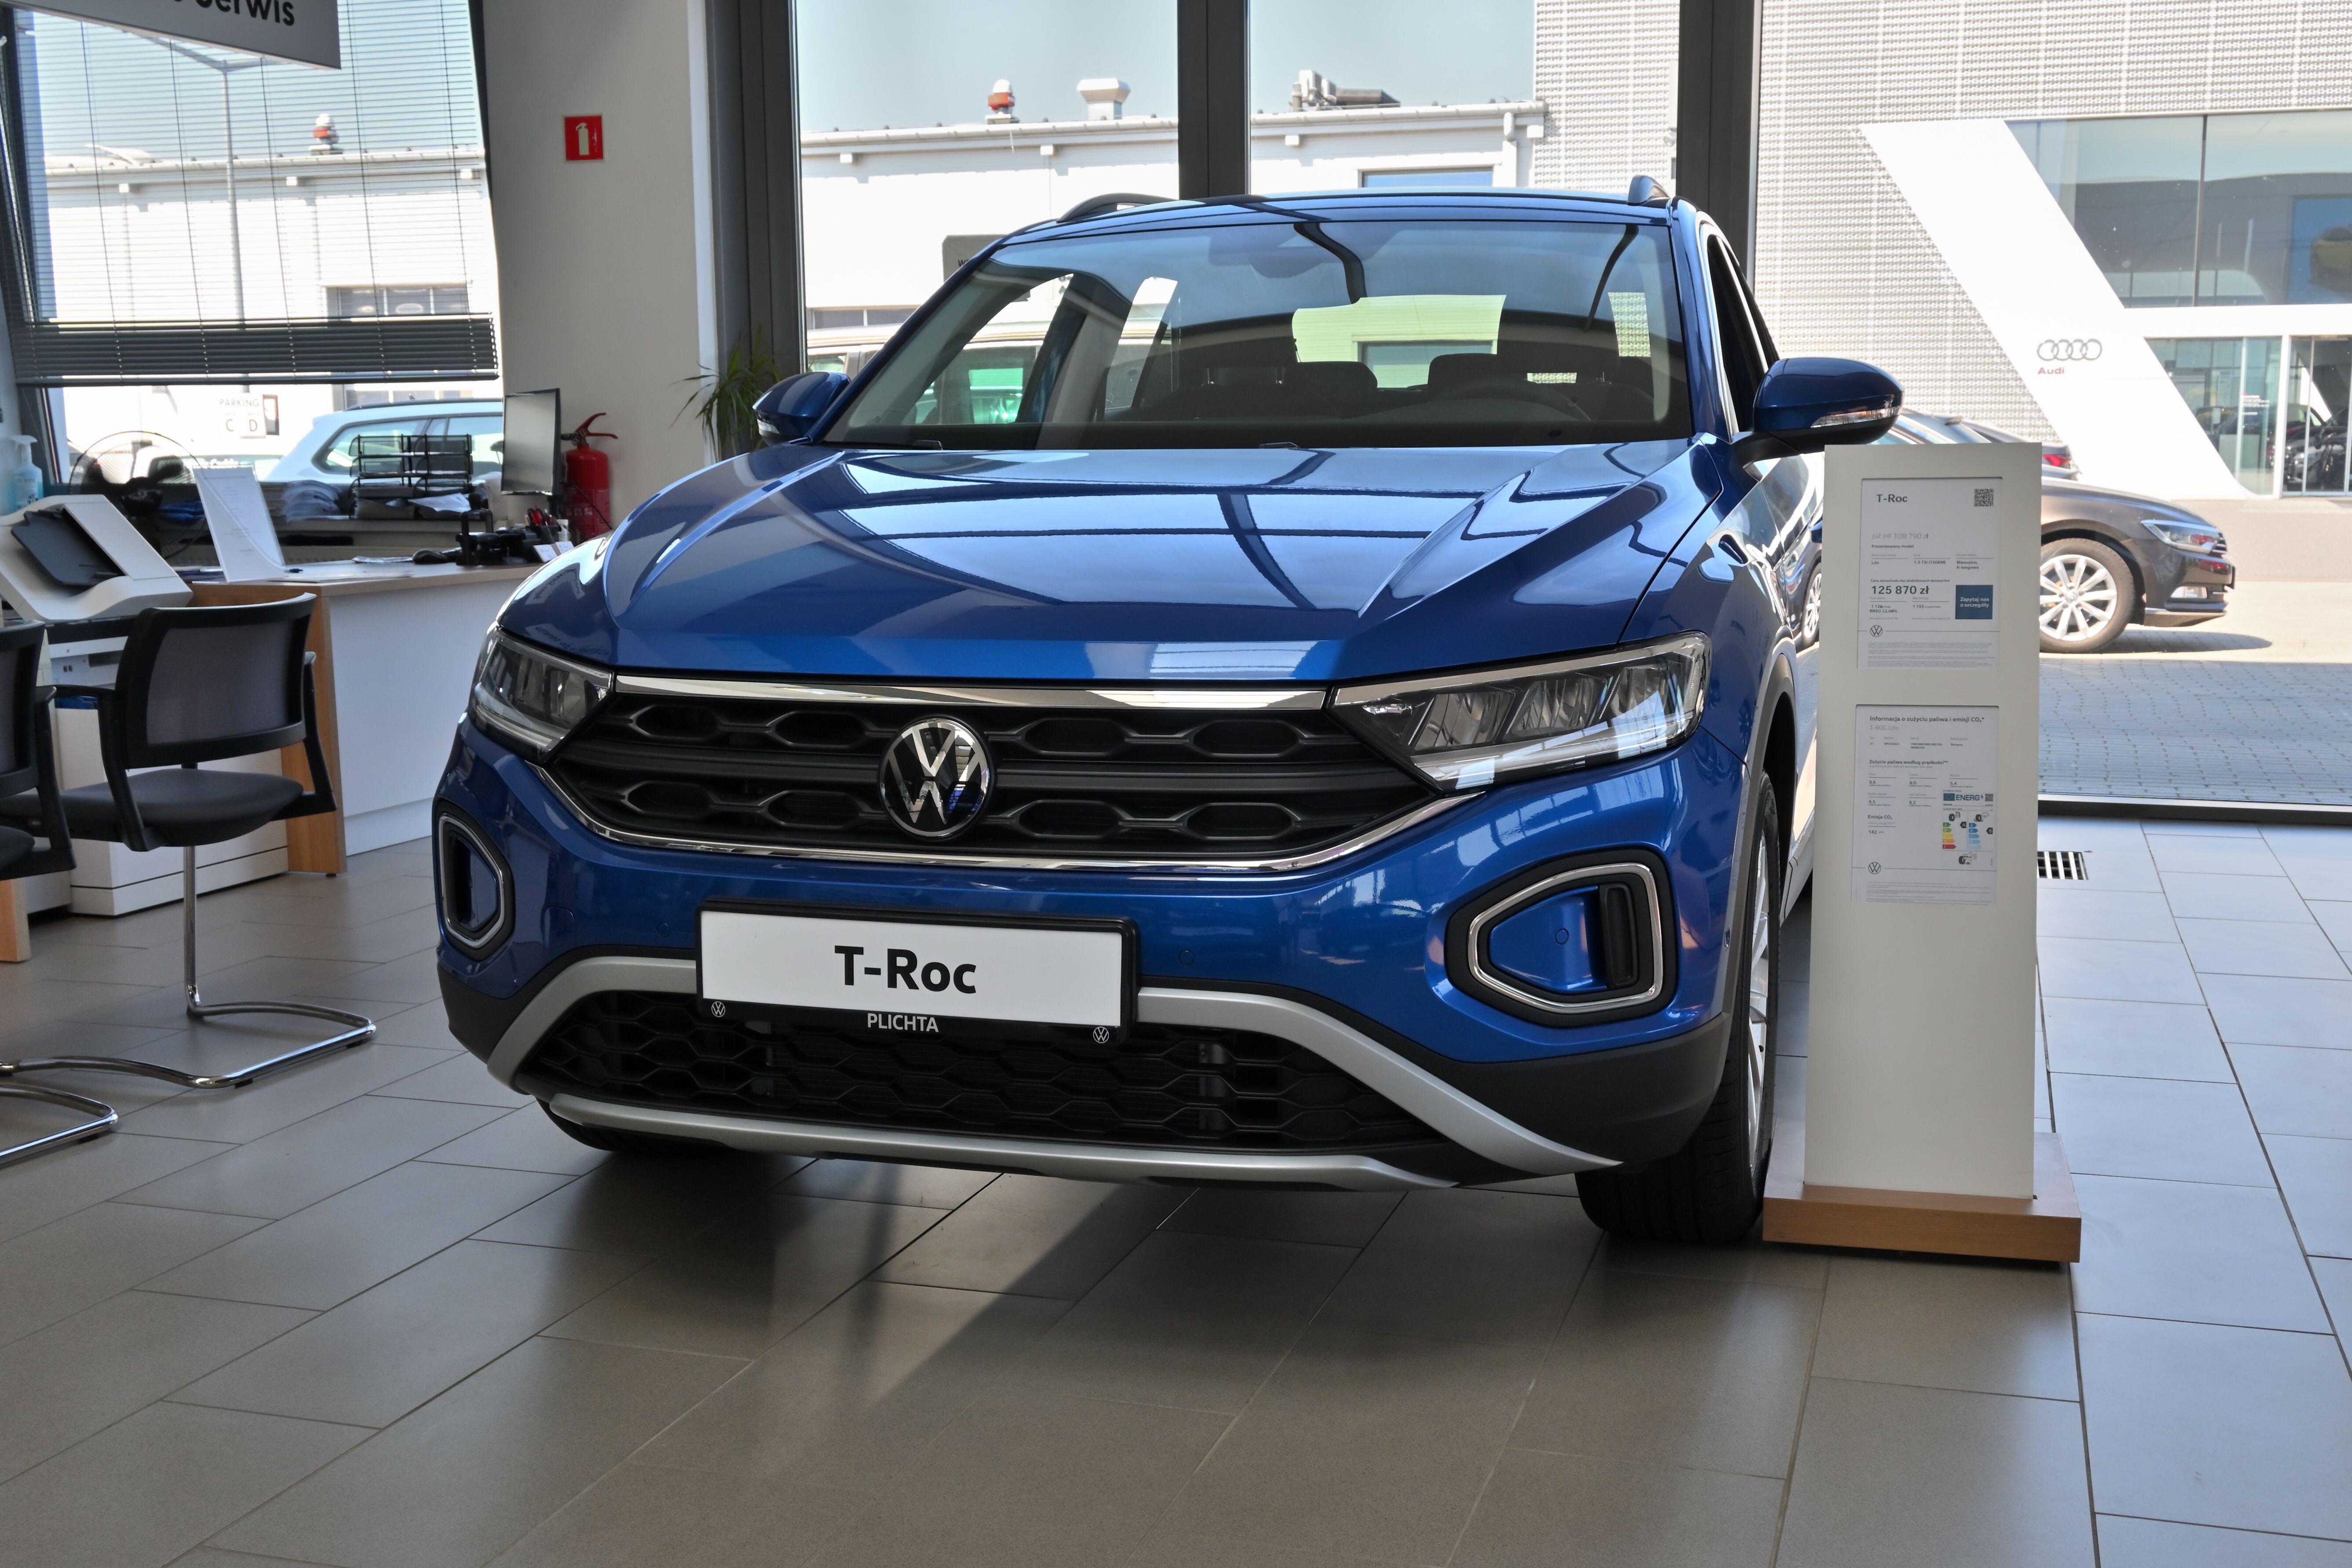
[521,991,1438,1152]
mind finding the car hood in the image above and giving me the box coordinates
[501,441,1716,683]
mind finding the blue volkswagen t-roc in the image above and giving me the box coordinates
[433,187,1900,1242]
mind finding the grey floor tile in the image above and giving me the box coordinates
[0,1130,236,1245]
[413,1103,611,1176]
[2039,821,2160,890]
[817,1387,1232,1568]
[0,1401,366,1568]
[2161,872,2316,925]
[365,1051,531,1107]
[1512,1269,1818,1479]
[2279,856,2352,903]
[212,1335,740,1568]
[2036,937,2204,1004]
[1814,1254,2077,1399]
[1154,1325,1541,1566]
[2040,886,2181,941]
[1160,1187,1404,1249]
[320,951,444,1005]
[0,973,152,1030]
[169,1550,342,1567]
[362,1006,468,1052]
[1451,1446,1784,1568]
[1593,1233,1829,1288]
[120,1095,506,1220]
[0,1201,264,1347]
[474,1152,808,1255]
[1315,1188,1598,1347]
[544,1192,943,1357]
[142,1161,571,1311]
[2202,974,2352,1049]
[635,1280,1067,1487]
[2150,835,2282,876]
[486,1460,866,1568]
[1013,1230,1356,1413]
[2262,827,2352,861]
[2072,1175,2329,1332]
[2051,1073,2274,1186]
[2265,1134,2352,1257]
[120,1044,462,1143]
[2229,1045,2352,1139]
[175,1239,641,1427]
[2079,1313,2352,1540]
[1777,1378,2093,1568]
[869,1175,1183,1300]
[0,1289,310,1483]
[2097,1515,2352,1568]
[237,910,440,966]
[2179,918,2352,981]
[777,1157,995,1209]
[2032,1006,2096,1089]
[2317,901,2352,959]
[2314,1257,2352,1336]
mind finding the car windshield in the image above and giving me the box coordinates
[824,215,1690,450]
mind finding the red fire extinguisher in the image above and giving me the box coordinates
[563,414,618,539]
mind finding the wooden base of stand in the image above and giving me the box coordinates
[1763,1121,2081,1262]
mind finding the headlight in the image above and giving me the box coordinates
[1333,634,1710,791]
[2145,519,2225,555]
[469,632,611,759]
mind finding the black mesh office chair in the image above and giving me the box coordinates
[0,621,116,1169]
[0,599,374,1131]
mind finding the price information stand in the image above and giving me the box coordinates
[1765,440,2079,1261]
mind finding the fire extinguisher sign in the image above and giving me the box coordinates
[564,116,605,162]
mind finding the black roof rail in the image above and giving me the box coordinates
[1627,175,1672,207]
[1056,192,1174,225]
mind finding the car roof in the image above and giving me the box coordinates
[1021,187,1684,243]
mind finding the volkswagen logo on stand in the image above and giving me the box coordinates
[2037,338,2103,362]
[880,716,993,839]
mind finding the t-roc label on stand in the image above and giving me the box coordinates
[699,907,1126,1029]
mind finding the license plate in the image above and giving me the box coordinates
[697,904,1132,1034]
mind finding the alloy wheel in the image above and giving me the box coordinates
[2039,553,2120,645]
[1799,570,1823,645]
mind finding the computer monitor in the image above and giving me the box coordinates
[501,389,562,496]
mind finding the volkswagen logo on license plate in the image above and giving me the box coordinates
[880,716,992,839]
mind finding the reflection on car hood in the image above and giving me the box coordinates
[499,441,1715,683]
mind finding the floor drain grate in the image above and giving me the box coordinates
[2037,850,2091,881]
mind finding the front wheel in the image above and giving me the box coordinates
[1577,777,1780,1244]
[2038,539,2133,653]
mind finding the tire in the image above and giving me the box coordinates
[540,1102,719,1156]
[1577,777,1780,1245]
[2038,538,2133,653]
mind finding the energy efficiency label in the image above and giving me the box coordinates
[1858,475,2002,669]
[1849,705,1999,904]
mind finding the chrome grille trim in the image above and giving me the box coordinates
[533,764,1474,874]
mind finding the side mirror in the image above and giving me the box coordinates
[753,371,849,446]
[1736,357,1903,465]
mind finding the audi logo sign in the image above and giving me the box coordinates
[2037,338,2103,362]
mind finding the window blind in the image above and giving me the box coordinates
[2,0,497,384]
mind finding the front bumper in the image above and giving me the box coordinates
[434,717,1749,1188]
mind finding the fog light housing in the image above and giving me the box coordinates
[1446,851,1673,1025]
[2173,586,2210,600]
[435,809,513,958]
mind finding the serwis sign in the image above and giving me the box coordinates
[19,1,341,69]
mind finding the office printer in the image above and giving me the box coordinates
[0,495,193,687]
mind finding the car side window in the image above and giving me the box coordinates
[1706,239,1771,432]
[442,414,505,478]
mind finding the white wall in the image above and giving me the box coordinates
[480,0,717,521]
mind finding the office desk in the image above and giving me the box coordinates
[1,561,533,955]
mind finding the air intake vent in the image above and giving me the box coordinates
[2036,850,2091,881]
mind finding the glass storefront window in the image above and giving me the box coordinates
[2150,337,2280,493]
[2011,116,2203,306]
[2284,338,2351,495]
[2202,111,2352,306]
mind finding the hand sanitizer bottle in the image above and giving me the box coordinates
[1,435,40,515]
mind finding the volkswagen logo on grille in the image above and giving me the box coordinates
[879,716,992,840]
[2037,338,2102,362]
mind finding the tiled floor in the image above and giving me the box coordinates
[0,823,2345,1567]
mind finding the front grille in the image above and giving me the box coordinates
[547,690,1431,860]
[519,991,1440,1152]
